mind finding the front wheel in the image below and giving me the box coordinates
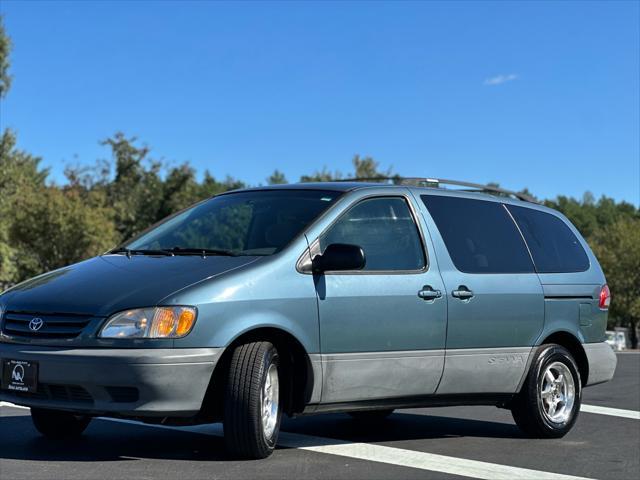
[31,408,91,438]
[223,341,282,459]
[511,344,581,438]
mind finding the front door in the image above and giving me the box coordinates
[419,193,545,394]
[309,194,447,404]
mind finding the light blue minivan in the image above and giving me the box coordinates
[0,178,617,458]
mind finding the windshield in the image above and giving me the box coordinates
[124,190,342,256]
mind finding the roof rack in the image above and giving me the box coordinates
[333,177,537,203]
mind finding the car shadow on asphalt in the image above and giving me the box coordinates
[0,415,229,462]
[282,411,522,443]
[0,410,521,463]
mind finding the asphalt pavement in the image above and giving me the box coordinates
[1,352,638,480]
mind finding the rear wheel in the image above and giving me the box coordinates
[348,409,394,421]
[511,344,581,438]
[30,408,91,438]
[223,341,282,459]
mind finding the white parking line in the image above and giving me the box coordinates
[0,401,28,409]
[275,432,593,480]
[0,401,592,480]
[581,404,640,420]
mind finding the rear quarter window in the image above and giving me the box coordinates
[506,205,590,273]
[421,195,534,274]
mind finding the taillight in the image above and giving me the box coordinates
[599,284,611,310]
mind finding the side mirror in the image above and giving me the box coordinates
[312,243,366,273]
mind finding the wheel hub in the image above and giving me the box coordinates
[261,363,279,439]
[539,361,576,425]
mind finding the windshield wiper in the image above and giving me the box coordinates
[169,247,239,257]
[109,247,175,257]
[108,246,239,258]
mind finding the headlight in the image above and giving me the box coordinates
[99,306,197,339]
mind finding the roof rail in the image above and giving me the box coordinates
[333,177,537,203]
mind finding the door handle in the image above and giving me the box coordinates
[452,286,474,300]
[418,285,442,301]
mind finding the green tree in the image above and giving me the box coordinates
[102,132,165,240]
[100,134,248,242]
[300,166,343,182]
[591,219,640,347]
[10,184,118,280]
[545,193,638,239]
[159,163,201,218]
[352,154,392,179]
[0,16,11,98]
[300,154,395,182]
[218,175,246,192]
[517,187,538,202]
[199,171,245,198]
[267,169,287,185]
[0,131,49,288]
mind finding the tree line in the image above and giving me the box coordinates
[0,18,638,345]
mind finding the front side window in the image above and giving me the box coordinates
[126,190,341,256]
[319,197,426,271]
[506,205,589,273]
[421,195,535,274]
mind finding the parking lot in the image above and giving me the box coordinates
[1,352,638,480]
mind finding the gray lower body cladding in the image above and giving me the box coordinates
[0,344,223,417]
[0,341,615,417]
[583,341,617,386]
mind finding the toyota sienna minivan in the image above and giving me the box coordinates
[0,178,617,459]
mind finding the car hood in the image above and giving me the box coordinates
[1,254,261,316]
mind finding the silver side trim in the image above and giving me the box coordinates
[584,341,617,386]
[436,346,533,394]
[308,354,323,406]
[320,350,445,403]
[515,346,537,392]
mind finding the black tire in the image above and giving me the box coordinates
[348,409,394,421]
[31,408,91,438]
[223,341,282,459]
[511,344,581,438]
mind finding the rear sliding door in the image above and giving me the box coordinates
[419,194,544,394]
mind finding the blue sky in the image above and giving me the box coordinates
[1,0,638,204]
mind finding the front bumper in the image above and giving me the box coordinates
[584,341,617,386]
[0,344,223,417]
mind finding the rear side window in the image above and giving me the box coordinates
[506,205,589,273]
[421,195,534,274]
[320,197,425,271]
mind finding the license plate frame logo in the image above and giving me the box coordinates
[1,359,39,393]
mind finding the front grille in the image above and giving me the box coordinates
[1,311,92,339]
[9,384,94,404]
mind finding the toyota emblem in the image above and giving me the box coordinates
[28,317,44,332]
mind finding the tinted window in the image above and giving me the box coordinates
[127,190,341,255]
[320,197,425,271]
[421,195,534,274]
[507,205,589,273]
